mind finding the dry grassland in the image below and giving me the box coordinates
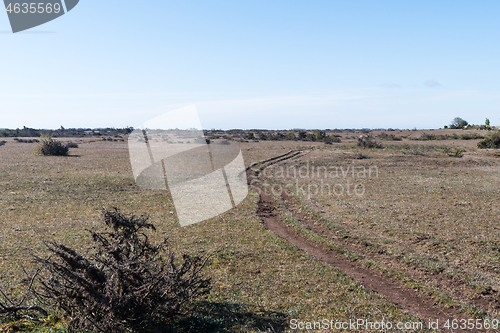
[0,130,498,332]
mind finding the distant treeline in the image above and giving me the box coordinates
[0,126,134,138]
[204,129,342,143]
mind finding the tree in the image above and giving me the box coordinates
[486,118,491,126]
[450,117,468,129]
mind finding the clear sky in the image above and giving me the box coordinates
[1,1,500,130]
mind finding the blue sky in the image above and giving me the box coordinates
[1,1,500,129]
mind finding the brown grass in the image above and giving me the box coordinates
[260,138,500,319]
[0,138,423,332]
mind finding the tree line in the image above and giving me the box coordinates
[0,126,134,138]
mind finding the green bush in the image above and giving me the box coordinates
[34,135,69,156]
[478,131,500,149]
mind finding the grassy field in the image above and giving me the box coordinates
[251,132,500,320]
[0,130,498,332]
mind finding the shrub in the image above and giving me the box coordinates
[323,135,341,144]
[357,135,382,148]
[35,208,211,333]
[417,133,449,141]
[0,140,5,147]
[444,147,466,158]
[478,131,500,149]
[354,152,368,159]
[34,135,69,156]
[378,133,402,141]
[65,141,79,148]
[458,133,484,140]
[286,131,296,140]
[464,124,492,130]
[406,133,483,141]
[313,129,325,141]
[13,138,39,143]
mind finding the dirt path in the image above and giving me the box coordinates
[248,151,482,332]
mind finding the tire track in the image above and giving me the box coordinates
[248,151,481,332]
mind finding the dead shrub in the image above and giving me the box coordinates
[35,208,211,333]
[357,135,382,148]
